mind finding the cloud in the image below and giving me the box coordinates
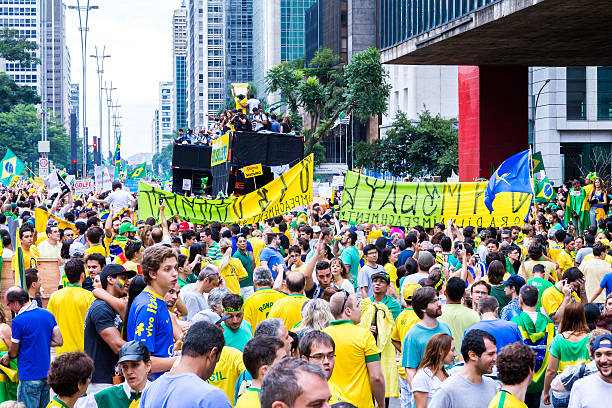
[65,0,179,158]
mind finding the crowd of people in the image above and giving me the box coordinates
[0,172,611,408]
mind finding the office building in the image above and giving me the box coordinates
[157,81,174,153]
[253,0,316,103]
[152,109,160,155]
[532,66,612,184]
[0,0,69,125]
[69,82,79,132]
[225,0,252,84]
[173,4,188,131]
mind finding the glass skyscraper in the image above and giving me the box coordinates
[173,6,188,130]
[281,0,317,62]
[225,0,253,84]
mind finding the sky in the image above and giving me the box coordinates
[65,0,180,159]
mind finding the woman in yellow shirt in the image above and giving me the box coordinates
[382,246,400,295]
[215,238,248,295]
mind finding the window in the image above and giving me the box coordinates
[597,67,612,120]
[566,67,586,120]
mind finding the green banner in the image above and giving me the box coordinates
[339,171,532,228]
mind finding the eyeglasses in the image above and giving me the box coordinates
[340,289,350,312]
[307,353,335,362]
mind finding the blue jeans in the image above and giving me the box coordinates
[17,379,50,408]
[551,393,570,408]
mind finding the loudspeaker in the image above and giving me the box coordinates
[172,144,212,171]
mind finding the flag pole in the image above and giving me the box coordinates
[528,146,537,222]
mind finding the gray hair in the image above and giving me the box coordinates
[477,295,499,314]
[253,266,273,286]
[254,318,284,338]
[260,357,327,408]
[198,264,220,281]
[208,287,230,311]
[300,299,333,331]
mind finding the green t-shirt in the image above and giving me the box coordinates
[371,295,402,321]
[549,333,590,373]
[233,249,254,287]
[221,320,252,351]
[527,277,554,312]
[490,285,511,310]
[340,245,361,280]
[439,303,480,359]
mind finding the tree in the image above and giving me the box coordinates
[0,28,38,66]
[265,61,302,117]
[298,76,325,130]
[0,73,40,112]
[353,109,458,180]
[152,143,173,175]
[0,104,70,171]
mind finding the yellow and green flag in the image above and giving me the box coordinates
[0,148,25,186]
[128,163,146,179]
[532,151,545,173]
[14,227,27,288]
[534,176,554,203]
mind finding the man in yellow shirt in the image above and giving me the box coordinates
[12,225,39,273]
[243,267,285,331]
[236,335,287,408]
[323,291,386,408]
[84,226,109,258]
[488,342,535,408]
[47,257,95,355]
[556,237,576,273]
[541,267,584,324]
[246,229,265,267]
[268,271,309,330]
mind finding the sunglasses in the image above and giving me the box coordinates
[340,289,350,312]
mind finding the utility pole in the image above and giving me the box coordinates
[67,1,99,176]
[91,46,110,166]
[39,0,49,169]
[103,82,118,162]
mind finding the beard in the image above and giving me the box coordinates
[425,306,442,319]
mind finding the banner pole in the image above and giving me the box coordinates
[529,146,537,222]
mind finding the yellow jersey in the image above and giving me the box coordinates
[12,244,39,272]
[541,285,580,317]
[548,242,563,262]
[268,294,309,330]
[248,237,266,267]
[46,396,70,408]
[488,390,527,408]
[243,288,286,331]
[235,387,260,408]
[323,320,380,408]
[582,253,612,264]
[216,258,248,295]
[557,250,575,273]
[208,346,246,407]
[47,285,95,355]
[390,308,420,379]
[85,244,108,258]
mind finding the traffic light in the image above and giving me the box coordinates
[72,158,77,175]
[92,137,100,165]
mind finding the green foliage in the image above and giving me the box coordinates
[265,62,302,115]
[0,73,40,112]
[152,143,173,174]
[0,28,38,66]
[353,110,458,179]
[0,104,70,171]
[298,76,325,130]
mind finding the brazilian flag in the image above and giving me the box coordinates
[0,149,25,186]
[534,176,554,203]
[128,163,146,179]
[532,151,545,173]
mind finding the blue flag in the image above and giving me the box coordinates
[484,149,532,213]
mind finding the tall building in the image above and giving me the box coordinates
[173,4,188,131]
[253,0,316,102]
[186,0,225,131]
[69,82,79,132]
[225,0,252,84]
[0,0,69,125]
[157,81,174,154]
[532,66,612,184]
[152,109,160,155]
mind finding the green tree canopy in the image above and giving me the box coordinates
[0,73,40,112]
[0,28,38,66]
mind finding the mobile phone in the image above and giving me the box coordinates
[159,198,164,205]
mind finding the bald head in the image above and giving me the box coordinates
[286,271,305,294]
[329,292,356,319]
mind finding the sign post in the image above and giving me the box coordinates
[38,157,49,177]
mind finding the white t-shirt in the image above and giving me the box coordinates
[247,98,260,114]
[106,189,133,213]
[569,372,612,408]
[412,367,444,406]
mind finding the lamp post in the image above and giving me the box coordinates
[67,1,99,176]
[91,46,110,166]
[103,81,117,162]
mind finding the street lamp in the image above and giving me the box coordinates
[90,46,111,165]
[67,1,99,176]
[103,81,117,162]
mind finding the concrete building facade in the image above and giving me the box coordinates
[158,81,174,154]
[173,4,188,131]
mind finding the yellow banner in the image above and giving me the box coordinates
[211,132,230,167]
[139,155,313,225]
[34,208,76,234]
[339,171,532,228]
[241,163,263,178]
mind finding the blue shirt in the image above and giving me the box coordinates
[398,249,414,267]
[270,120,281,132]
[259,246,284,278]
[500,298,522,322]
[11,303,57,380]
[600,272,612,296]
[401,321,452,368]
[127,289,174,360]
[140,372,231,408]
[463,319,523,352]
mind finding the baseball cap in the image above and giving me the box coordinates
[371,271,390,284]
[592,334,612,353]
[192,309,230,325]
[100,263,136,282]
[501,275,526,288]
[69,241,86,258]
[117,341,150,364]
[600,238,611,248]
[418,251,435,269]
[119,222,138,235]
[401,282,421,302]
[178,221,190,232]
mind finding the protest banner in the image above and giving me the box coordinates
[339,171,532,228]
[139,154,313,225]
[211,133,230,167]
[241,163,263,178]
[94,165,114,192]
[125,178,140,193]
[73,179,94,196]
[34,208,75,234]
